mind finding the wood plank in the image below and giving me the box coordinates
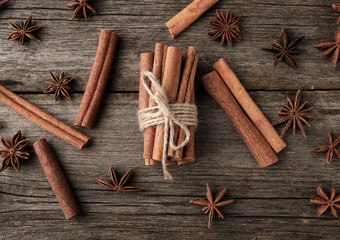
[1,214,340,240]
[0,0,339,92]
[0,91,339,239]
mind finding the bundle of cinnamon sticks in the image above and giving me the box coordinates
[139,43,199,166]
[201,58,287,167]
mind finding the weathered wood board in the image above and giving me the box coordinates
[0,0,339,239]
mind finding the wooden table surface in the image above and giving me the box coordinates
[0,0,339,239]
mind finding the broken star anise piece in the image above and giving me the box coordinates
[190,183,234,228]
[7,16,43,45]
[310,186,340,217]
[208,9,241,47]
[0,130,30,172]
[272,90,322,138]
[44,72,73,102]
[94,166,145,192]
[263,26,304,69]
[66,0,96,19]
[333,3,340,24]
[311,132,340,164]
[314,26,340,67]
[0,0,11,9]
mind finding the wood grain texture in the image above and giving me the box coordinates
[0,0,339,92]
[0,0,339,239]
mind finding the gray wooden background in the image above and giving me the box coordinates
[0,0,339,239]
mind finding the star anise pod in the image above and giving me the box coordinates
[66,0,96,19]
[94,166,145,192]
[7,16,43,45]
[190,183,234,228]
[208,9,241,47]
[272,90,322,138]
[310,186,340,217]
[0,0,11,9]
[263,26,304,69]
[333,3,340,25]
[44,72,73,102]
[314,26,340,67]
[0,130,30,172]
[311,132,340,164]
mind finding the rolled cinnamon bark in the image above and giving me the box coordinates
[176,101,195,165]
[178,52,198,163]
[169,48,198,161]
[33,139,80,220]
[0,0,11,9]
[166,51,187,164]
[0,86,89,149]
[213,58,287,153]
[139,52,154,166]
[149,43,167,166]
[152,43,166,82]
[74,30,118,129]
[168,47,197,158]
[166,0,220,38]
[201,71,278,167]
[152,46,183,161]
[161,45,168,81]
[178,95,196,165]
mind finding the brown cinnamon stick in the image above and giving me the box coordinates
[178,94,196,165]
[0,0,11,9]
[33,138,80,220]
[168,47,198,160]
[152,46,183,161]
[201,71,278,167]
[176,52,198,164]
[165,51,188,165]
[139,52,154,166]
[0,86,89,149]
[74,30,118,129]
[166,0,220,38]
[161,45,168,82]
[213,58,287,153]
[148,43,168,166]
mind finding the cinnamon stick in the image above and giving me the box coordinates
[178,94,196,165]
[74,30,118,129]
[201,71,278,167]
[166,51,187,164]
[168,47,198,160]
[0,86,89,149]
[139,52,154,166]
[213,58,287,153]
[33,138,80,220]
[148,43,167,166]
[176,66,196,165]
[152,46,183,161]
[166,0,220,38]
[161,45,168,82]
[177,52,198,164]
